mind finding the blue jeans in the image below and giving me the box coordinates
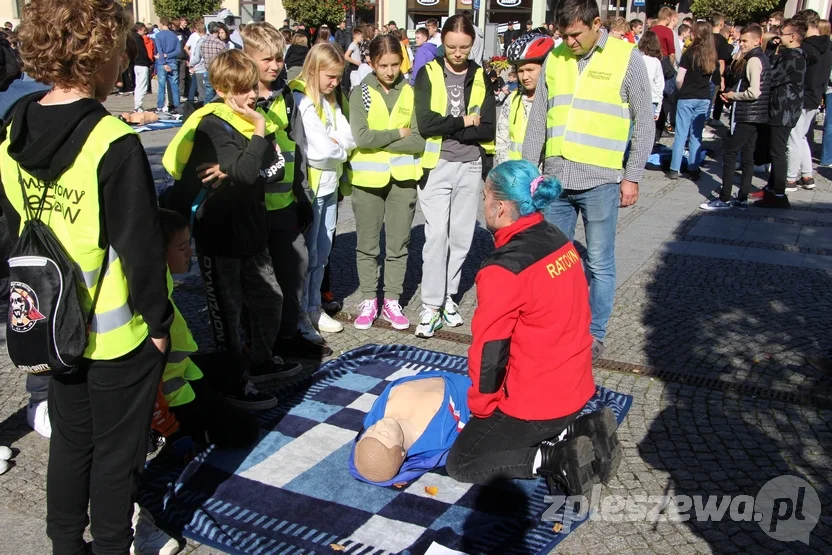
[200,73,215,103]
[822,92,832,165]
[670,98,709,172]
[543,181,619,342]
[302,191,338,313]
[156,65,180,110]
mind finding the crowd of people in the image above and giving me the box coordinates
[1,0,831,552]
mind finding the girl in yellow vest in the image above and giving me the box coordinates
[291,43,356,342]
[495,32,555,165]
[0,0,173,551]
[349,34,425,331]
[413,14,496,338]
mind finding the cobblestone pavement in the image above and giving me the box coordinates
[0,94,830,554]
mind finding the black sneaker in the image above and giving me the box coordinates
[753,192,791,209]
[688,169,702,181]
[567,407,622,484]
[732,197,748,210]
[666,170,681,180]
[225,381,278,411]
[591,338,604,360]
[538,435,600,498]
[801,177,816,190]
[274,332,333,358]
[248,357,303,384]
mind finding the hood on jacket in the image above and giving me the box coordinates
[802,35,830,65]
[6,93,108,182]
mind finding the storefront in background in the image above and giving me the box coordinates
[486,0,533,26]
[407,0,449,29]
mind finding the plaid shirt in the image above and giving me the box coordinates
[200,35,227,70]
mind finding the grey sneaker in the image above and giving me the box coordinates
[591,337,604,360]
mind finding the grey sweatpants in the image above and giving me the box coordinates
[418,158,483,308]
[267,204,308,338]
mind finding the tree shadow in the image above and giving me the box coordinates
[636,211,832,552]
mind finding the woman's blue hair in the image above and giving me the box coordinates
[485,160,562,217]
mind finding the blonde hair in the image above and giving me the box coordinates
[610,17,629,35]
[209,49,259,95]
[299,42,345,114]
[17,0,133,90]
[291,33,308,46]
[241,21,285,59]
[819,19,831,36]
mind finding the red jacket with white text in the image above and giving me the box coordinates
[467,213,596,420]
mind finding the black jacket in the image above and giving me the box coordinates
[0,94,173,338]
[285,45,309,70]
[168,104,285,258]
[414,57,496,176]
[334,28,351,54]
[801,35,832,110]
[133,32,153,67]
[734,48,771,125]
[769,47,806,128]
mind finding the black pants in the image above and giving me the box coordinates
[768,125,792,195]
[712,93,725,120]
[267,205,308,337]
[178,59,190,101]
[754,124,771,165]
[47,336,166,555]
[321,233,335,295]
[720,122,762,202]
[446,408,580,483]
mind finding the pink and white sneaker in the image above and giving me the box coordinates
[382,299,410,330]
[354,299,378,330]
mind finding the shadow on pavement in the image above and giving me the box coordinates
[638,212,832,553]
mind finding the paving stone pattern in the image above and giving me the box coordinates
[0,95,830,554]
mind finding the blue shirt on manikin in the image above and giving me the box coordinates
[349,371,471,486]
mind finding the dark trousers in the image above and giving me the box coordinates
[267,205,308,338]
[178,59,190,101]
[321,234,334,295]
[720,122,762,202]
[754,124,771,165]
[446,408,580,483]
[768,125,792,195]
[47,337,166,555]
[197,248,281,366]
[712,93,725,120]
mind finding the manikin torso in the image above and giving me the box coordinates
[378,377,445,450]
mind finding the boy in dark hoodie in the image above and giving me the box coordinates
[0,0,174,551]
[786,9,832,190]
[755,18,807,209]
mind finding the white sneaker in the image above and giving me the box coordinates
[311,308,344,333]
[442,296,464,327]
[298,312,325,345]
[131,504,181,555]
[415,306,443,338]
[0,446,11,475]
[27,400,51,438]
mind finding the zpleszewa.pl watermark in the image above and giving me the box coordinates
[543,475,821,544]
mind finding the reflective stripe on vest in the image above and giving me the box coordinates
[264,92,297,211]
[161,271,202,407]
[421,60,495,170]
[163,102,279,180]
[544,39,633,169]
[0,116,149,360]
[289,79,351,197]
[350,84,423,187]
[508,91,526,161]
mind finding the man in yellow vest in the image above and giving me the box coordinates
[521,0,654,359]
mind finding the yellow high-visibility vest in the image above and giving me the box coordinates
[162,102,278,180]
[544,39,633,169]
[161,271,202,407]
[289,78,351,196]
[264,90,297,211]
[507,91,526,161]
[0,116,149,360]
[421,60,495,170]
[350,84,422,187]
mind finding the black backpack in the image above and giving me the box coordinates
[6,166,107,376]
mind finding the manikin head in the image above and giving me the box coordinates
[354,417,406,482]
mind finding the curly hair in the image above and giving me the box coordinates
[17,0,133,89]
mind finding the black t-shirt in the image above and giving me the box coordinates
[678,50,713,100]
[712,33,734,85]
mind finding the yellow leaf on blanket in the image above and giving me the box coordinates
[552,523,563,533]
[393,482,408,489]
[329,544,346,551]
[424,486,439,496]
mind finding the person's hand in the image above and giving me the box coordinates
[722,91,734,102]
[463,114,481,127]
[654,114,659,121]
[620,179,639,207]
[399,127,412,138]
[297,202,313,233]
[197,163,227,189]
[163,64,172,73]
[228,97,265,124]
[151,335,169,354]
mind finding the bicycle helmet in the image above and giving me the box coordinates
[506,32,555,64]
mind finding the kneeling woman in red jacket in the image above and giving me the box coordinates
[446,160,621,498]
